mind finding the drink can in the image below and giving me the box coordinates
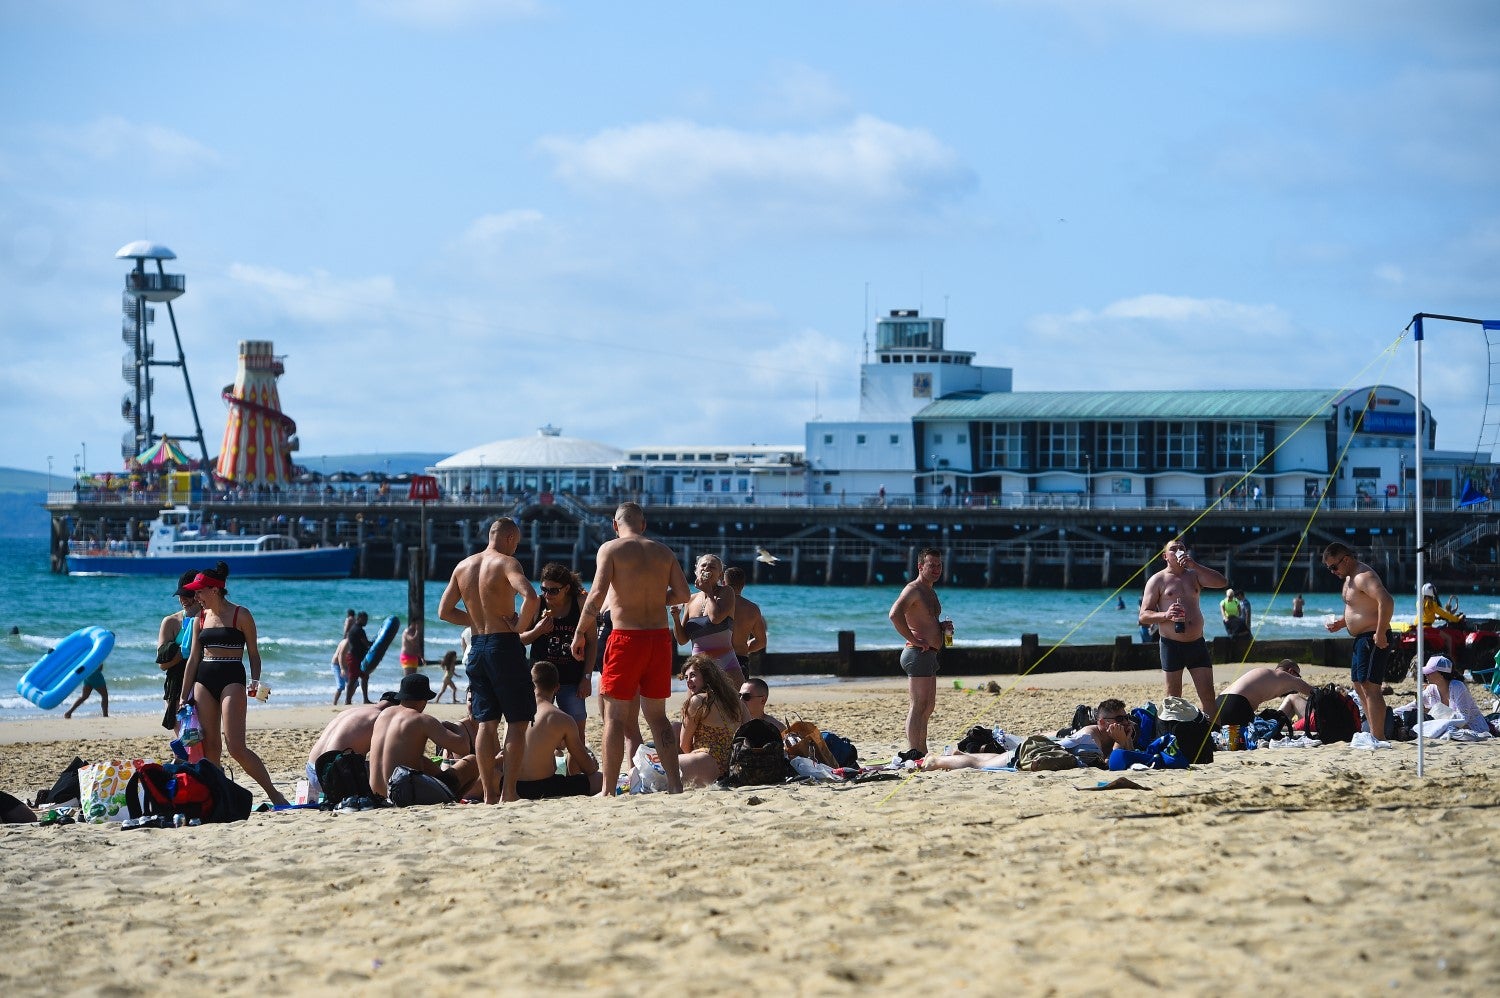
[1226,725,1243,751]
[255,683,271,702]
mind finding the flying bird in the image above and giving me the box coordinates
[756,547,781,565]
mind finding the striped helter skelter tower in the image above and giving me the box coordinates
[215,340,298,485]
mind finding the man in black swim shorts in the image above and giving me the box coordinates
[1139,539,1230,715]
[1323,543,1395,739]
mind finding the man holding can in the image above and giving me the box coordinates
[1139,539,1229,715]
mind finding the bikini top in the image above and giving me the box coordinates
[199,607,246,658]
[683,614,733,643]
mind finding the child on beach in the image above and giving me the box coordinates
[437,650,461,704]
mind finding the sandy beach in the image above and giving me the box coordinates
[3,665,1498,996]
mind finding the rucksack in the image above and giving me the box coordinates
[721,719,791,787]
[316,749,371,809]
[1014,735,1078,771]
[126,762,217,816]
[821,731,858,769]
[1161,715,1215,765]
[957,725,1003,754]
[1305,684,1359,743]
[1069,704,1094,731]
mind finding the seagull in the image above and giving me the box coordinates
[756,547,781,565]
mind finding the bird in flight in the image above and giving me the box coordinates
[756,547,781,565]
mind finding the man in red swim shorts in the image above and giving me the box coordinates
[572,501,691,796]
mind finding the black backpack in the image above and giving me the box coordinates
[723,719,791,787]
[316,749,371,808]
[1305,684,1358,743]
[1160,715,1214,765]
[958,725,1003,754]
[821,731,858,769]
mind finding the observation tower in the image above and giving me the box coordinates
[115,241,210,467]
[215,340,299,485]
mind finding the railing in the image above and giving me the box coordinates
[44,486,1486,516]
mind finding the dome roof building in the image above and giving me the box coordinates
[433,425,624,498]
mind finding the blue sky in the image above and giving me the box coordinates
[2,0,1497,477]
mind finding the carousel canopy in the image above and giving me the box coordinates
[134,436,191,468]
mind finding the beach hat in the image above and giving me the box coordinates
[1422,655,1452,675]
[182,571,225,592]
[397,673,437,702]
[1159,696,1201,723]
[1422,583,1436,598]
[378,691,401,705]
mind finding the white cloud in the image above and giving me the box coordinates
[224,263,396,325]
[461,209,547,244]
[40,116,222,179]
[537,115,975,230]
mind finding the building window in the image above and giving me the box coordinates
[1159,421,1203,470]
[978,422,1026,470]
[1098,421,1140,470]
[1214,421,1261,470]
[823,434,834,445]
[957,433,967,444]
[890,434,900,445]
[857,434,867,445]
[933,433,943,444]
[1038,422,1081,469]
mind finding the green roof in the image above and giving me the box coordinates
[917,388,1341,421]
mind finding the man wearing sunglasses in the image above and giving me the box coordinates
[1322,542,1395,739]
[738,677,786,733]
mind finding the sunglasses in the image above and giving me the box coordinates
[1323,555,1348,572]
[739,691,762,701]
[539,586,564,596]
[1100,715,1128,724]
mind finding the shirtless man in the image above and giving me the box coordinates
[1323,542,1395,738]
[1073,698,1137,758]
[570,501,692,796]
[513,661,602,800]
[399,623,423,674]
[368,673,478,804]
[1139,539,1229,715]
[438,517,538,803]
[739,677,786,733]
[888,547,944,761]
[1213,660,1314,728]
[305,691,398,798]
[724,567,768,677]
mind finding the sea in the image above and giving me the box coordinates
[0,536,1455,721]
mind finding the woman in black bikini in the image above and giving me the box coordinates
[178,562,289,806]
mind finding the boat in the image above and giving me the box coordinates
[18,626,116,710]
[66,507,356,579]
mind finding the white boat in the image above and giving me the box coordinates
[67,507,356,578]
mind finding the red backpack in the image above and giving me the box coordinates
[126,763,216,821]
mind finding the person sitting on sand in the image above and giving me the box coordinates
[1211,660,1314,729]
[513,662,602,800]
[739,677,786,733]
[1417,655,1495,735]
[922,699,1136,771]
[368,674,479,805]
[305,691,399,799]
[676,654,747,788]
[436,650,461,704]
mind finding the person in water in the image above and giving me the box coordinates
[178,561,289,806]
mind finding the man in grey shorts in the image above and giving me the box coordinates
[1139,539,1229,715]
[888,547,945,761]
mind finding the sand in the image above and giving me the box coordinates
[2,665,1498,996]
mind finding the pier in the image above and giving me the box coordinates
[45,489,1500,594]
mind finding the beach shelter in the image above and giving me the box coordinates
[135,435,192,468]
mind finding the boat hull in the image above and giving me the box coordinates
[67,547,356,579]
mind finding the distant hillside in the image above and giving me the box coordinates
[0,469,49,538]
[295,453,450,474]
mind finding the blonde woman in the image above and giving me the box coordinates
[670,554,743,685]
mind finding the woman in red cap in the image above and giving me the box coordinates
[179,561,289,806]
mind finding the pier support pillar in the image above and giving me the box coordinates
[824,536,836,585]
[1101,547,1112,587]
[866,546,877,586]
[790,545,801,585]
[1022,544,1034,589]
[986,545,998,588]
[1062,541,1074,589]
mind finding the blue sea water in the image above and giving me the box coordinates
[0,536,1436,720]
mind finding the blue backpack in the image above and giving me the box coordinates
[820,731,858,769]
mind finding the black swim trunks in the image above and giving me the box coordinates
[1212,692,1255,727]
[1349,631,1392,685]
[466,632,535,725]
[515,773,592,801]
[1158,637,1212,674]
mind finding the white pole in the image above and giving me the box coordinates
[1413,316,1426,778]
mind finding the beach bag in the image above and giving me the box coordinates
[1306,685,1359,743]
[38,757,86,807]
[628,743,671,794]
[125,762,216,822]
[783,720,838,768]
[821,731,858,769]
[316,749,371,809]
[1070,704,1095,730]
[1130,707,1158,745]
[79,758,150,823]
[958,725,1003,754]
[724,718,790,787]
[386,766,456,807]
[1255,708,1293,742]
[1014,735,1077,772]
[1161,715,1215,765]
